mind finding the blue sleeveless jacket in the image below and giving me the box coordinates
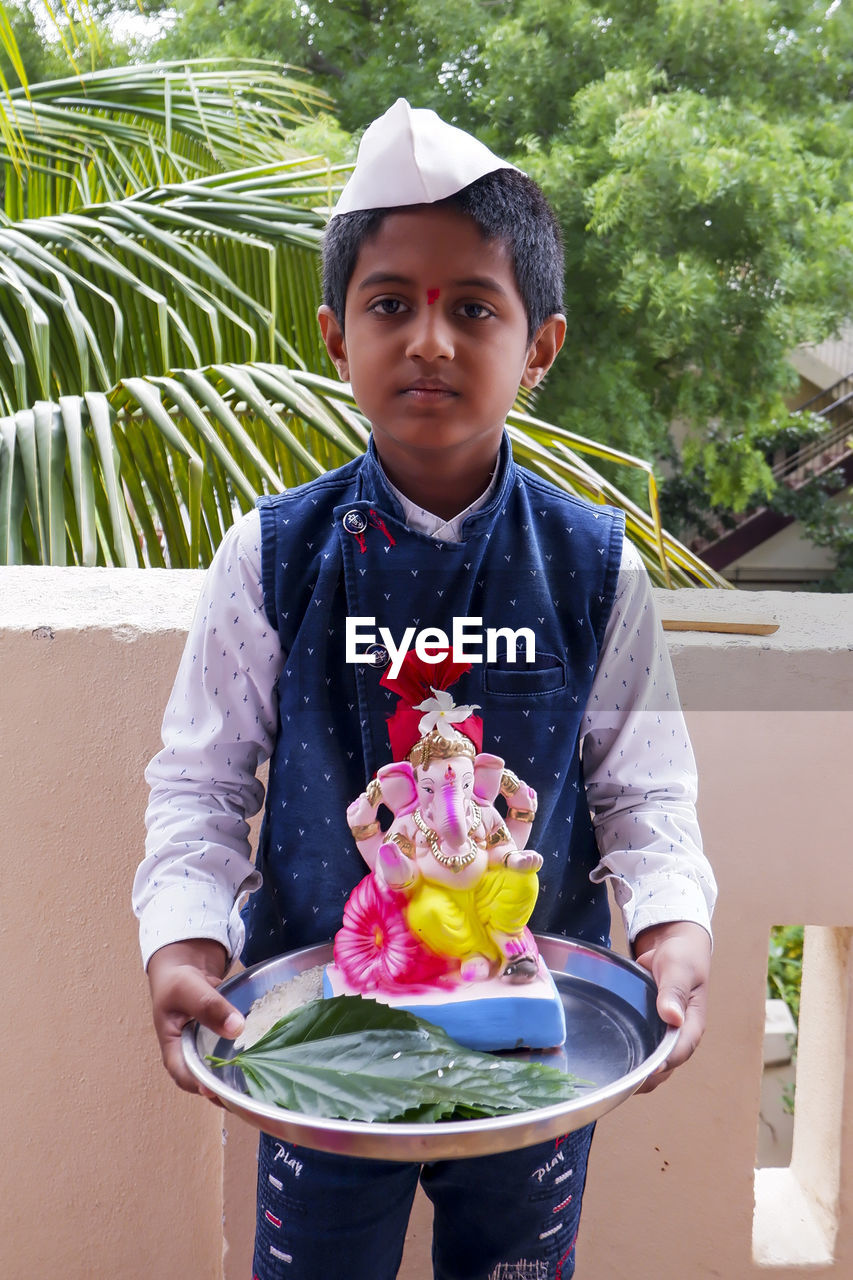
[241,435,624,967]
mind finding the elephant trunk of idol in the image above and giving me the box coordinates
[436,765,468,847]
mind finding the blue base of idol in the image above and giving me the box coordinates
[322,959,566,1052]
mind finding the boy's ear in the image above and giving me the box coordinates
[318,305,350,382]
[520,313,567,390]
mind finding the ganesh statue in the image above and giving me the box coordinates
[323,652,567,1051]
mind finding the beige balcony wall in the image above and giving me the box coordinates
[1,567,852,1279]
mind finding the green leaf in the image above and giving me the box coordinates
[208,995,582,1124]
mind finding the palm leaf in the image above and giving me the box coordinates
[1,60,339,214]
[0,38,720,587]
[0,361,726,584]
[505,409,698,587]
[0,56,346,414]
[0,166,338,413]
[30,0,97,78]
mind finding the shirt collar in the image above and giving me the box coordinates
[382,466,500,542]
[360,432,515,542]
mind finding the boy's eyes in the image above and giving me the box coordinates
[367,298,494,319]
[457,302,492,320]
[369,297,408,316]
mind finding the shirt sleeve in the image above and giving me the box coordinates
[132,508,284,969]
[582,539,717,943]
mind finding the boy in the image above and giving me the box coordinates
[134,100,716,1279]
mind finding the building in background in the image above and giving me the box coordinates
[695,324,853,590]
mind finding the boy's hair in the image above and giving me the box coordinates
[322,168,564,340]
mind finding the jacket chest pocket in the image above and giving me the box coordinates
[482,651,567,697]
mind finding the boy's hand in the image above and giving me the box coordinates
[631,921,711,1093]
[147,939,245,1097]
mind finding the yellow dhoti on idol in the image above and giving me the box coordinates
[405,864,539,963]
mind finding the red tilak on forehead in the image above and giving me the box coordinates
[427,288,440,305]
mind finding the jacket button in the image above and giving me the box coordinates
[343,509,368,535]
[365,643,390,668]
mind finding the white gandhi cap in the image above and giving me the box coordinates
[330,98,517,219]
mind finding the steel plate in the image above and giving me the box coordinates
[181,934,677,1160]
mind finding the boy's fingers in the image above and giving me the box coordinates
[190,978,245,1039]
[656,991,702,1071]
[152,966,244,1094]
[634,958,685,1093]
[160,1026,203,1093]
[155,966,245,1041]
[638,995,704,1093]
[633,930,710,1093]
[655,970,691,1029]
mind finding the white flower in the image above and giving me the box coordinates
[414,687,480,737]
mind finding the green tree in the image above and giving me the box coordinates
[1,1,59,83]
[151,0,490,130]
[472,0,853,513]
[0,4,724,584]
[155,0,853,518]
[0,0,146,81]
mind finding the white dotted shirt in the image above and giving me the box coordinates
[134,483,716,967]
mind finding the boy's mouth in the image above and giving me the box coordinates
[401,379,457,402]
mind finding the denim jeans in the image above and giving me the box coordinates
[252,1124,594,1280]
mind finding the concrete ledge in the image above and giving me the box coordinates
[5,564,853,655]
[754,1168,835,1267]
[656,587,853,654]
[2,569,853,1280]
[0,565,205,631]
[5,566,853,712]
[658,588,853,710]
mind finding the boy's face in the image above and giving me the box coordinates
[319,205,564,487]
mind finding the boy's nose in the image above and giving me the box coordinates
[405,308,454,361]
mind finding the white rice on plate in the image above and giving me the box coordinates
[234,964,326,1050]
